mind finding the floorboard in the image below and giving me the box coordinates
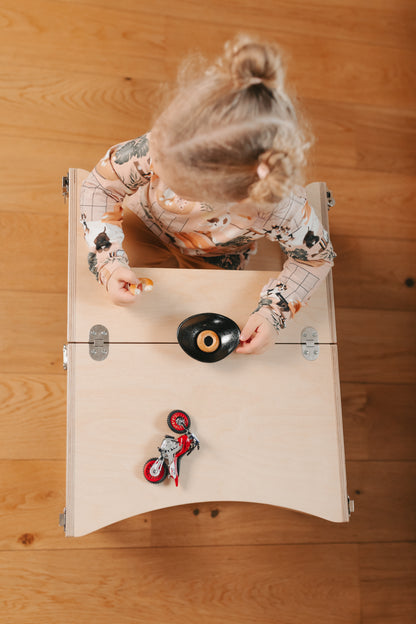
[0,545,361,624]
[2,0,415,621]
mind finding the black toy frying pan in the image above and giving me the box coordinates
[177,313,241,363]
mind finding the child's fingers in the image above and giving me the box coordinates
[107,267,138,306]
[236,331,267,354]
[114,288,137,306]
[236,314,276,354]
[238,315,261,342]
[235,342,253,354]
[236,320,260,354]
[109,284,136,306]
[114,267,139,286]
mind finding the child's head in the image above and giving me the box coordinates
[150,35,312,205]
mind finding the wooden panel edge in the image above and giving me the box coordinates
[331,344,349,522]
[67,168,77,342]
[307,182,337,344]
[65,343,76,537]
[320,182,338,345]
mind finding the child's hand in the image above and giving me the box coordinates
[235,312,277,355]
[107,266,140,306]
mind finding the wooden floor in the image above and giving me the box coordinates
[1,1,415,622]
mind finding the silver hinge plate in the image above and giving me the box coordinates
[62,174,69,202]
[301,327,319,361]
[326,189,335,209]
[59,508,66,530]
[348,496,355,516]
[89,324,109,361]
[63,344,68,370]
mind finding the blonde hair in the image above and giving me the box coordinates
[150,35,313,204]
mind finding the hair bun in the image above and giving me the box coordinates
[224,35,285,91]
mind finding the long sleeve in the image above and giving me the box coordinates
[253,186,337,332]
[79,134,152,288]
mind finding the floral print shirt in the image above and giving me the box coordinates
[80,132,337,332]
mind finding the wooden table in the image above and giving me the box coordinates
[62,169,350,537]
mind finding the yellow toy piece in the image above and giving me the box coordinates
[128,278,154,295]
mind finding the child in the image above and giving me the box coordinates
[80,35,336,355]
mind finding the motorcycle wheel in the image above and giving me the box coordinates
[143,458,168,484]
[167,409,191,433]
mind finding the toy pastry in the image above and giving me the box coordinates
[128,278,154,295]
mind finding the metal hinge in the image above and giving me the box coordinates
[348,496,355,516]
[59,508,66,530]
[326,189,335,209]
[63,344,68,370]
[89,324,109,361]
[301,327,319,361]
[62,174,69,202]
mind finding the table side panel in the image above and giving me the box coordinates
[66,343,348,536]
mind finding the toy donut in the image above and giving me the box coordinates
[196,330,220,353]
[128,278,154,295]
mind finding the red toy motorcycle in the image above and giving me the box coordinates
[143,410,200,487]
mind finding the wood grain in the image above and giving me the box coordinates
[3,133,415,241]
[0,375,66,460]
[3,204,415,308]
[341,382,416,461]
[0,66,159,144]
[0,212,68,293]
[164,21,416,110]
[305,99,416,175]
[0,292,66,374]
[1,376,413,463]
[331,235,416,312]
[3,542,413,624]
[336,308,416,384]
[1,460,414,551]
[0,545,360,624]
[2,2,415,109]
[0,136,114,214]
[3,289,415,382]
[3,67,416,181]
[147,460,416,546]
[0,1,166,80]
[306,167,416,239]
[2,136,416,246]
[359,543,416,624]
[1,0,415,620]
[56,0,416,50]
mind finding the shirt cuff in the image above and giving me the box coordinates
[97,249,130,289]
[251,301,287,333]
